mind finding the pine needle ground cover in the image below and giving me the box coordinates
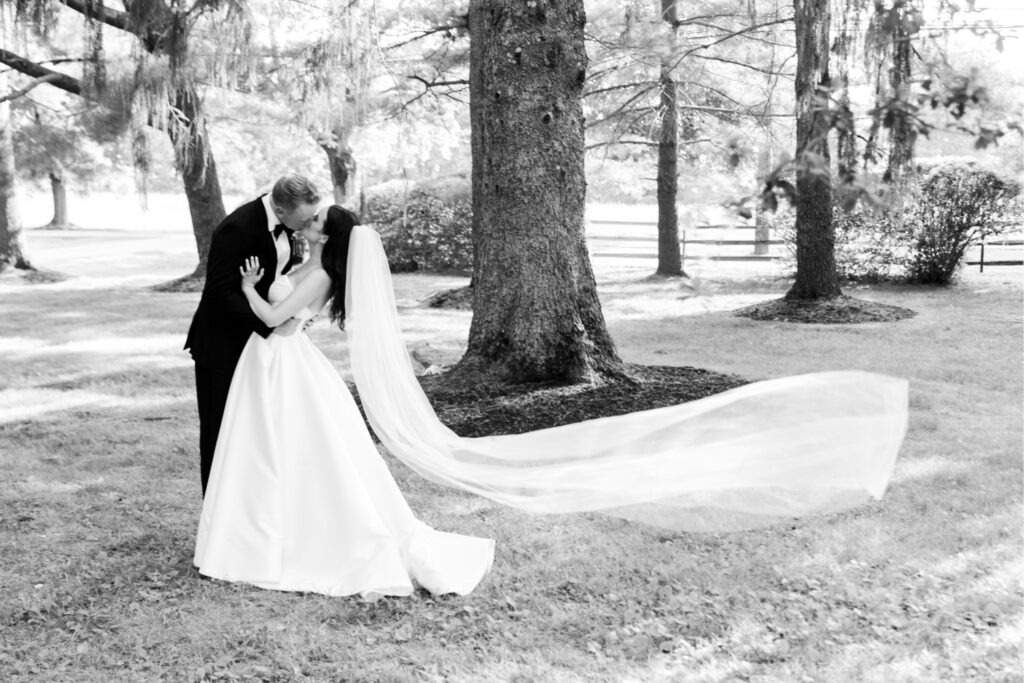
[0,219,1020,682]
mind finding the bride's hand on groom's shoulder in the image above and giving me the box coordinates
[239,256,263,289]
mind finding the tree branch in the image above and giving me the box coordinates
[57,0,132,32]
[677,17,794,64]
[692,54,794,78]
[0,74,63,104]
[586,137,713,150]
[384,17,469,51]
[585,84,659,128]
[0,49,82,97]
[407,75,469,89]
[585,80,659,99]
[57,0,172,54]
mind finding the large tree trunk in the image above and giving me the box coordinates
[48,160,71,228]
[787,0,841,301]
[168,85,224,279]
[656,0,683,276]
[462,0,622,384]
[0,70,31,272]
[884,15,914,184]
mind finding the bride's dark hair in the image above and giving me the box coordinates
[320,205,358,328]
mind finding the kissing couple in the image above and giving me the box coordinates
[184,174,909,599]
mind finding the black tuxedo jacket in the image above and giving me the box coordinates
[184,196,299,375]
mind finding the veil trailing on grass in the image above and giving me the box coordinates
[344,225,908,532]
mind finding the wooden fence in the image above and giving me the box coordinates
[587,220,782,262]
[588,219,1024,269]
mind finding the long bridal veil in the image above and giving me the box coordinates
[344,225,908,532]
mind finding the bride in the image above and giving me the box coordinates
[195,204,908,597]
[193,206,495,598]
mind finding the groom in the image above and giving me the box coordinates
[185,175,322,496]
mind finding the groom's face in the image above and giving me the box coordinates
[279,202,320,232]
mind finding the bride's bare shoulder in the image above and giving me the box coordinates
[295,265,331,289]
[290,263,327,283]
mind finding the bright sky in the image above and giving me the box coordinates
[935,0,1024,58]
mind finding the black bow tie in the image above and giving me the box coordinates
[273,224,292,239]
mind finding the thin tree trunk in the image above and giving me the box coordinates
[754,0,780,257]
[834,0,858,204]
[787,0,841,301]
[318,128,357,206]
[656,0,683,276]
[168,85,224,278]
[462,0,623,384]
[0,70,31,272]
[48,160,70,228]
[884,19,914,183]
[754,148,774,255]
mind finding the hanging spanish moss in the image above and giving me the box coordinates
[12,0,55,39]
[81,0,107,95]
[862,0,923,182]
[289,0,378,208]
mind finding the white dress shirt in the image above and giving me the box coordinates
[262,193,291,278]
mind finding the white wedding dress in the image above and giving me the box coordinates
[194,224,908,598]
[193,277,495,597]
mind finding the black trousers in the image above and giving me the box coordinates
[194,364,233,497]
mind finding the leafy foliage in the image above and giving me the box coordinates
[832,201,915,283]
[362,174,472,274]
[778,160,1021,285]
[904,161,1021,284]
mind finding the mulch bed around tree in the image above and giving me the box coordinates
[418,364,749,437]
[733,295,917,324]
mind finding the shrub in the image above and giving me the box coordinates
[776,161,1020,285]
[905,162,1020,284]
[832,201,914,283]
[362,175,473,274]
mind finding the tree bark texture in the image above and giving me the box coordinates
[48,160,70,227]
[465,0,622,383]
[167,85,225,277]
[656,0,683,276]
[318,124,357,205]
[787,0,841,301]
[0,70,31,271]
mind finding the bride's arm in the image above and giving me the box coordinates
[240,257,330,328]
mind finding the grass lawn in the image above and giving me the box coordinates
[1,201,1022,682]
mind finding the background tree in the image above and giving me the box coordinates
[654,0,682,276]
[14,94,125,229]
[460,0,623,383]
[3,0,259,283]
[585,0,794,271]
[0,67,31,273]
[786,0,840,301]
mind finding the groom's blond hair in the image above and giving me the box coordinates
[271,175,321,211]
